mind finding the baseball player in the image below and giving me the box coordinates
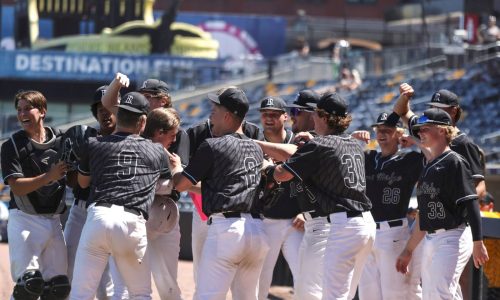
[63,86,119,300]
[259,91,329,300]
[395,107,489,299]
[394,84,486,197]
[351,112,425,300]
[170,87,269,300]
[102,73,190,298]
[186,86,263,287]
[256,96,304,300]
[70,92,169,299]
[286,89,320,134]
[1,90,70,299]
[258,92,376,300]
[142,107,184,300]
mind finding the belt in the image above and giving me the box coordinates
[303,210,329,221]
[208,212,261,225]
[376,219,404,230]
[427,223,466,234]
[94,202,143,217]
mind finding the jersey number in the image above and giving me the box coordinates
[243,157,258,188]
[117,150,138,180]
[341,154,365,188]
[427,202,446,219]
[382,187,400,204]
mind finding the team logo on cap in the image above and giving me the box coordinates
[432,93,441,102]
[124,94,134,104]
[265,98,274,107]
[101,89,106,96]
[141,81,148,89]
[380,113,388,121]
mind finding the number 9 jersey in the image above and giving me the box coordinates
[417,150,477,232]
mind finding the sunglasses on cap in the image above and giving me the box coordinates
[290,107,312,117]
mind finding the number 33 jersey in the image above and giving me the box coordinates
[365,150,424,222]
[78,133,170,214]
[417,150,477,232]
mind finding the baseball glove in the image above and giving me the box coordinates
[259,165,285,209]
[59,125,97,171]
[146,195,179,235]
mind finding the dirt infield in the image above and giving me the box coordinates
[0,243,292,299]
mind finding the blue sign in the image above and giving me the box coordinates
[0,50,223,82]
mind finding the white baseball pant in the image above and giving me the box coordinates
[8,209,67,281]
[191,209,209,285]
[322,211,376,300]
[194,214,269,300]
[258,218,303,300]
[421,226,473,300]
[70,204,151,300]
[294,216,331,300]
[359,219,422,300]
[147,222,183,300]
[64,202,118,299]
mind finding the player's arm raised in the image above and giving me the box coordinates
[102,72,130,115]
[393,83,416,126]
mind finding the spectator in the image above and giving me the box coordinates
[477,15,500,44]
[337,66,362,91]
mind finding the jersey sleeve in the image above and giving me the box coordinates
[406,151,425,183]
[187,122,209,158]
[451,158,478,205]
[452,141,484,180]
[77,139,91,176]
[1,139,23,184]
[182,141,214,185]
[169,129,190,167]
[282,141,319,181]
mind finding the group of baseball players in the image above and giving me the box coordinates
[1,70,490,300]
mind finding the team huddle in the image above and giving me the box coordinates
[1,72,490,300]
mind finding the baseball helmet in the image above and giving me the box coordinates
[59,125,97,171]
[146,195,179,234]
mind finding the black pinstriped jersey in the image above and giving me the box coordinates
[262,129,302,219]
[409,115,484,181]
[283,134,371,214]
[187,119,263,158]
[365,150,424,222]
[78,132,169,215]
[182,133,263,216]
[417,150,477,232]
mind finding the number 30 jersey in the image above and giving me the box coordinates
[365,150,424,222]
[78,132,169,215]
[283,134,371,214]
[417,150,477,232]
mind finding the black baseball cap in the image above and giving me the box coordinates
[286,89,320,111]
[371,112,401,127]
[208,87,249,118]
[308,92,348,116]
[93,85,108,105]
[413,108,452,129]
[259,96,286,112]
[427,89,459,108]
[117,92,150,115]
[139,79,170,94]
